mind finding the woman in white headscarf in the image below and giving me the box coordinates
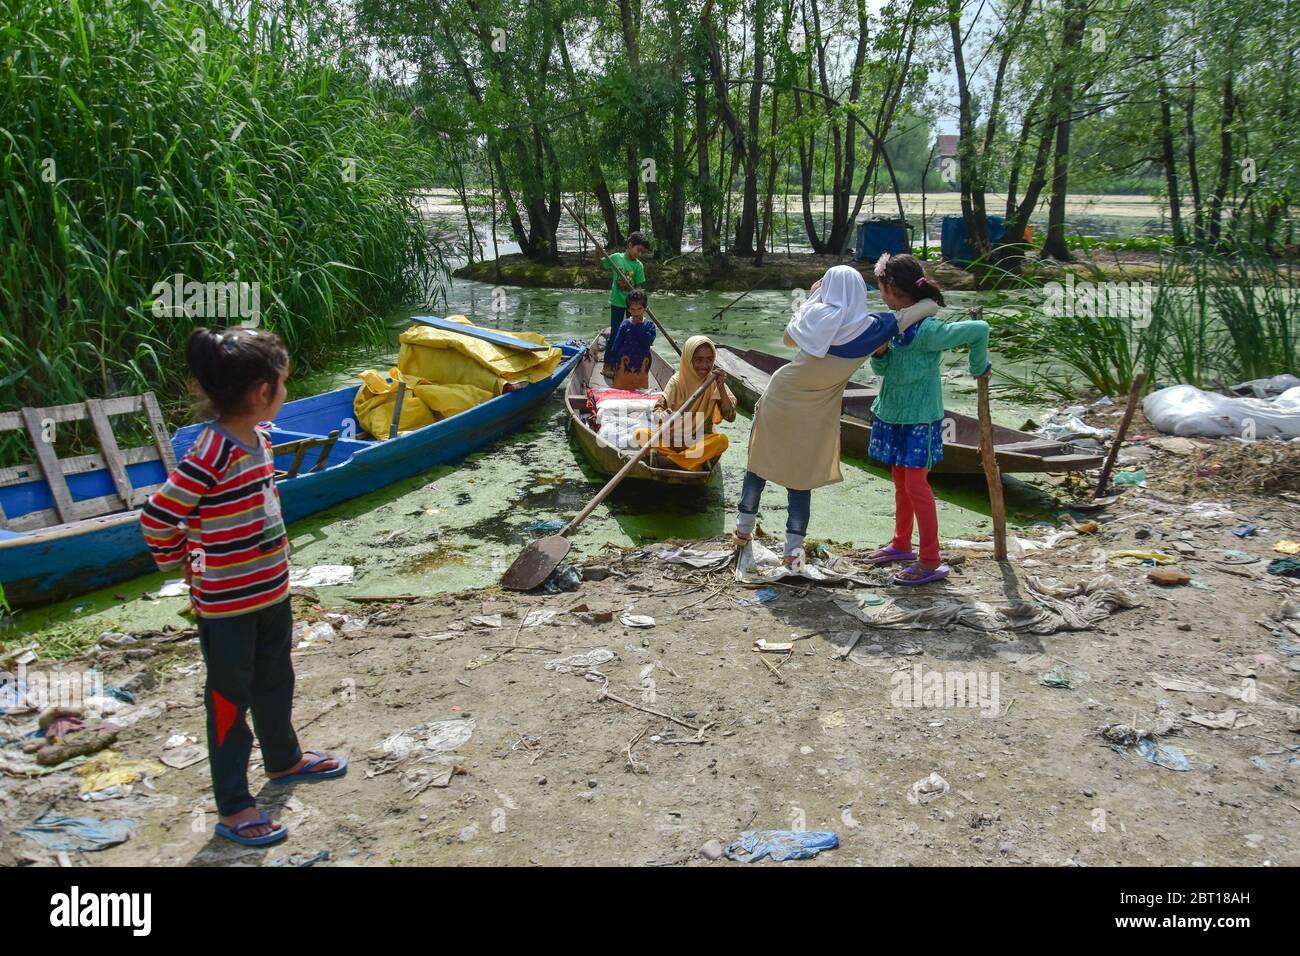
[735,263,939,566]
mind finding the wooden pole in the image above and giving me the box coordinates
[1094,372,1146,498]
[388,380,407,440]
[563,200,682,355]
[973,309,1007,560]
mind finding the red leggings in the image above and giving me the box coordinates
[890,465,941,563]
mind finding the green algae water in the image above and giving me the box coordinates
[7,279,1065,650]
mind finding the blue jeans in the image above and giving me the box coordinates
[736,470,811,551]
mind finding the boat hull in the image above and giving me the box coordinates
[716,344,1103,476]
[0,343,586,607]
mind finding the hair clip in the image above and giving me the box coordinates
[873,252,890,278]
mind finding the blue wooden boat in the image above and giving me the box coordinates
[0,340,586,607]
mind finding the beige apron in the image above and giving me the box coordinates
[745,332,865,490]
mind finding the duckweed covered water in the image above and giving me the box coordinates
[7,279,1068,649]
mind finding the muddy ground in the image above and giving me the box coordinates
[2,424,1299,867]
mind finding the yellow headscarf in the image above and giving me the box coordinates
[661,335,736,424]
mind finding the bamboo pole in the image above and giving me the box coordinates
[973,308,1007,560]
[1094,372,1147,498]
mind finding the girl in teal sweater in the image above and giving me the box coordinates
[866,254,990,585]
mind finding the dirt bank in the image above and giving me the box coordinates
[454,249,1166,293]
[2,426,1298,867]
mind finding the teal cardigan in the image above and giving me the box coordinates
[869,316,990,425]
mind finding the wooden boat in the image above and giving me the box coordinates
[564,335,720,486]
[0,341,587,607]
[715,344,1104,476]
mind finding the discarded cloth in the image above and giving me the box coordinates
[77,751,166,794]
[545,649,616,673]
[725,830,839,863]
[835,575,1140,635]
[735,540,877,586]
[1144,382,1300,439]
[1268,557,1300,578]
[17,813,135,851]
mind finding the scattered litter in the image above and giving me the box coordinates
[1232,525,1259,538]
[1040,663,1088,689]
[526,519,566,533]
[401,763,460,795]
[164,734,197,750]
[160,744,207,770]
[835,575,1139,635]
[377,718,476,760]
[1151,674,1220,694]
[1184,709,1260,730]
[1148,436,1205,456]
[725,830,839,863]
[543,565,582,593]
[1102,724,1191,772]
[156,579,189,598]
[1114,468,1146,485]
[522,609,560,627]
[268,850,331,867]
[1148,569,1191,586]
[654,546,733,571]
[546,648,617,673]
[1267,557,1300,578]
[294,621,335,648]
[1109,550,1176,565]
[77,751,166,794]
[907,771,950,805]
[1275,540,1300,555]
[893,642,923,656]
[1144,381,1300,439]
[17,813,135,851]
[468,614,504,628]
[736,539,877,584]
[619,614,656,628]
[1034,411,1111,442]
[755,588,779,603]
[753,639,793,654]
[288,565,355,587]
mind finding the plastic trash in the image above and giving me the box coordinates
[756,588,779,603]
[1040,663,1088,689]
[1143,382,1300,438]
[17,813,135,851]
[545,649,617,673]
[1114,468,1146,485]
[1267,557,1300,578]
[1275,540,1300,555]
[1136,738,1191,772]
[526,519,566,534]
[619,614,656,628]
[725,830,839,862]
[543,565,582,593]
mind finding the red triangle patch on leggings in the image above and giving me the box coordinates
[211,690,239,748]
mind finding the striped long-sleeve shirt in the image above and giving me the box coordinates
[140,424,289,618]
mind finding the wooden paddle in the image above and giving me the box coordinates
[562,200,682,356]
[972,309,1008,561]
[501,369,721,590]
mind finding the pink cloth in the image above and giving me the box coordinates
[890,465,941,563]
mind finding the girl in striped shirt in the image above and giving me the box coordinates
[141,327,346,846]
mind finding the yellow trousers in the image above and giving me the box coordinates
[633,428,729,471]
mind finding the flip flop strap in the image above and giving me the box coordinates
[299,751,333,773]
[231,812,272,835]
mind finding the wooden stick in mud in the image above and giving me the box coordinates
[974,311,1008,561]
[562,200,682,355]
[1094,372,1147,499]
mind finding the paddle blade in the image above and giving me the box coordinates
[501,535,571,591]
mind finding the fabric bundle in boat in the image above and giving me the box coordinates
[588,387,662,450]
[353,367,497,438]
[397,315,562,395]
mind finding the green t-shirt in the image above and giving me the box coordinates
[602,252,646,307]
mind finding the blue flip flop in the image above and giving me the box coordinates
[215,812,288,847]
[267,750,348,785]
[894,562,950,586]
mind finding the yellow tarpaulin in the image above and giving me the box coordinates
[397,315,562,394]
[354,367,436,438]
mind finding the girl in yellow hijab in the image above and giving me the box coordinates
[634,335,736,470]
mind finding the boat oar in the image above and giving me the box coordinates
[972,310,1008,561]
[709,284,759,322]
[501,370,721,590]
[562,200,682,356]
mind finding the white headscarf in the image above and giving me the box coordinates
[785,265,872,358]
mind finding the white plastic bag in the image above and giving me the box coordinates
[1143,384,1300,439]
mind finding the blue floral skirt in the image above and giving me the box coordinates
[868,417,945,469]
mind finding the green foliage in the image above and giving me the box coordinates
[0,0,438,422]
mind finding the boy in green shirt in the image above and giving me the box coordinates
[594,232,649,371]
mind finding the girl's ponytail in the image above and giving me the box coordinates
[185,326,288,417]
[879,253,945,307]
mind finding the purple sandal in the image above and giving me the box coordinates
[267,751,348,785]
[864,545,917,565]
[894,562,950,586]
[214,812,288,847]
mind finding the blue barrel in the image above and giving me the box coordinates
[940,214,1009,265]
[856,218,911,263]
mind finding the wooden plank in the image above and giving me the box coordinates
[0,446,157,489]
[19,407,75,524]
[0,400,90,432]
[285,440,311,478]
[410,316,547,351]
[1094,372,1146,498]
[309,431,339,473]
[5,485,161,533]
[140,392,176,472]
[85,398,133,509]
[973,311,1007,562]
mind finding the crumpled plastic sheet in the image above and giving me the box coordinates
[725,830,839,863]
[17,813,135,851]
[1144,382,1300,439]
[655,541,880,585]
[377,718,476,760]
[545,648,616,673]
[835,574,1140,635]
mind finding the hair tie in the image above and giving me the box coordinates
[916,275,927,287]
[873,252,890,278]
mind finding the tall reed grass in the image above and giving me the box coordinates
[0,0,438,429]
